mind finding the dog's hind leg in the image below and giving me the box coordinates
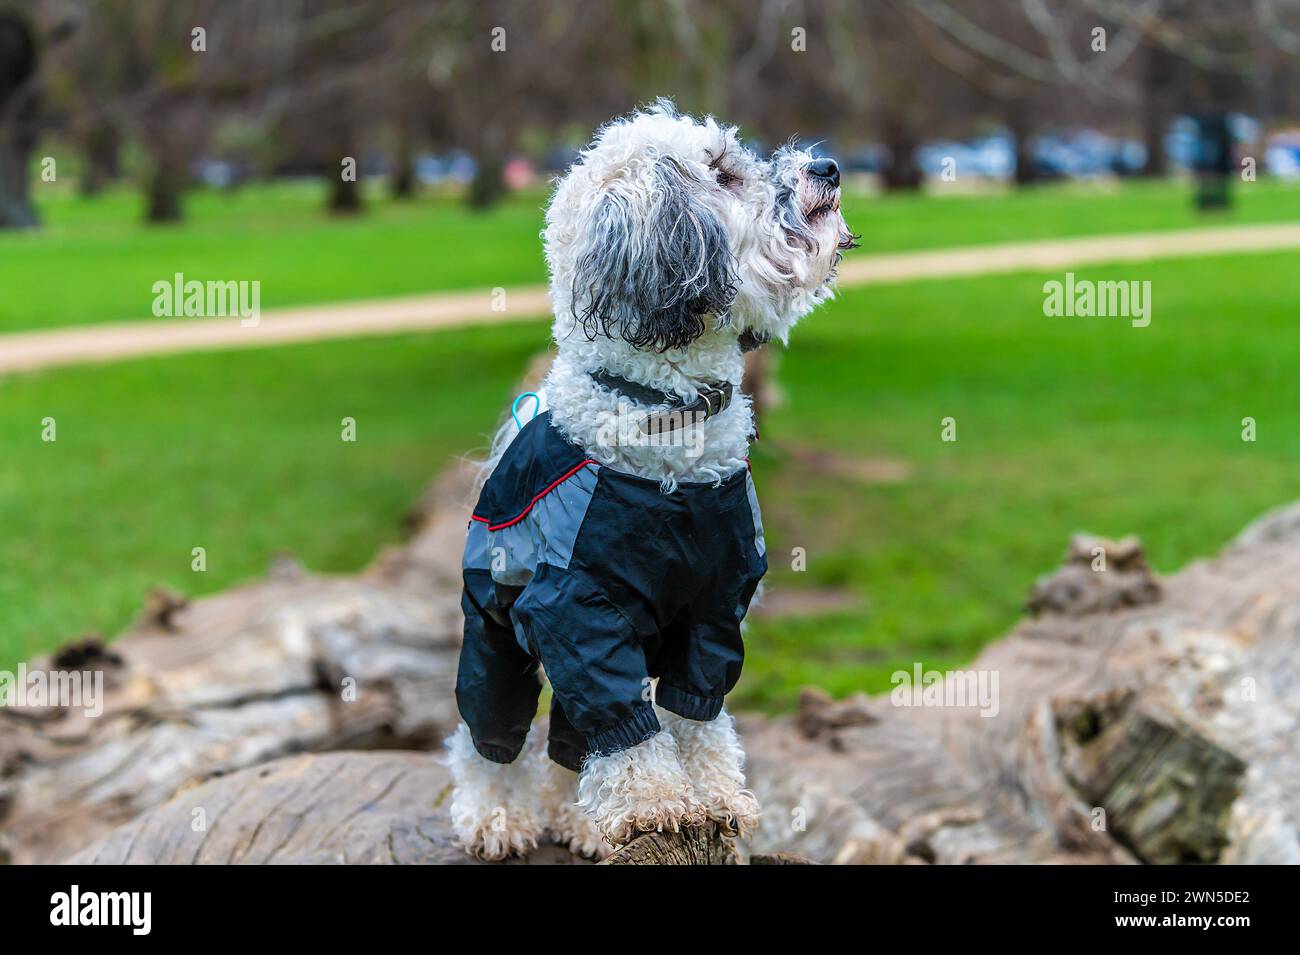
[445,723,546,861]
[577,730,704,847]
[657,707,760,837]
[537,698,611,859]
[534,749,611,860]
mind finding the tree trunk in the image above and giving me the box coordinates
[1005,105,1039,186]
[0,138,36,227]
[79,123,121,197]
[1139,42,1176,178]
[330,170,363,214]
[145,156,185,223]
[390,125,416,200]
[326,119,363,215]
[879,114,922,191]
[0,7,40,229]
[468,150,505,210]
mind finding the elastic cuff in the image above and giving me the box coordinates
[548,738,586,773]
[473,739,524,764]
[656,684,723,722]
[585,705,661,756]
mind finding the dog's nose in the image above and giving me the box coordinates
[806,158,840,188]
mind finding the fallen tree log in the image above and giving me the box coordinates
[743,508,1300,865]
[64,749,786,865]
[0,466,476,865]
[63,751,584,865]
[9,454,1300,864]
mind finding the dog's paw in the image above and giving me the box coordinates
[530,743,614,860]
[451,802,546,862]
[701,787,760,837]
[552,802,615,860]
[445,724,545,861]
[577,730,705,847]
[657,706,760,837]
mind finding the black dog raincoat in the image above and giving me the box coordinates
[456,410,767,771]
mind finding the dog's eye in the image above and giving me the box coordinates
[714,168,740,188]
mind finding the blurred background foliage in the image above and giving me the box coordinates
[2,0,1299,708]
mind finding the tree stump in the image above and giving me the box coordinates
[602,824,740,865]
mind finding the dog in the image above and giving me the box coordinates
[447,99,855,860]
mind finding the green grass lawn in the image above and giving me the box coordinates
[0,324,538,669]
[2,176,1298,333]
[4,248,1299,712]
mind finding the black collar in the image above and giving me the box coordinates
[590,370,734,434]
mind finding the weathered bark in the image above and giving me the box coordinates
[1055,691,1245,864]
[602,824,740,866]
[744,513,1300,865]
[63,751,585,866]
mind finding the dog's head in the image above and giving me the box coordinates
[545,99,856,356]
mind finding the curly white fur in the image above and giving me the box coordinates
[445,723,546,861]
[658,707,760,836]
[576,730,705,846]
[529,736,611,859]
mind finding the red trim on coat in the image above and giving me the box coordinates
[471,459,599,531]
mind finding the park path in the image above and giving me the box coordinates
[3,220,1299,376]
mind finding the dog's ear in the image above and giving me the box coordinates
[570,158,737,351]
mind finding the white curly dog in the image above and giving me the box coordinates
[447,99,854,860]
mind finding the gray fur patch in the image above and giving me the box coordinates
[570,159,738,351]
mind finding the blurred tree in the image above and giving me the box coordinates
[78,121,122,196]
[0,3,40,228]
[413,0,633,209]
[46,0,303,222]
[19,0,1300,220]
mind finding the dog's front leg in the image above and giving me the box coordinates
[446,724,546,861]
[576,730,704,847]
[657,707,760,837]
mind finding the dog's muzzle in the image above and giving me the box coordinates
[591,370,733,434]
